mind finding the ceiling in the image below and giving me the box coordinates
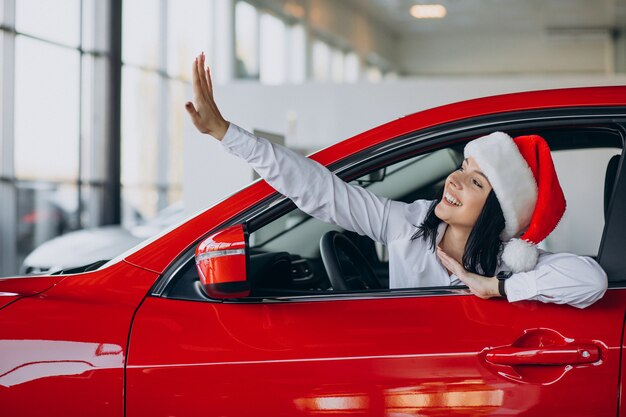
[346,0,626,36]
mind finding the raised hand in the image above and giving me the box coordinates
[185,52,229,141]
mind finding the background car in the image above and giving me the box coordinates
[19,202,185,274]
[1,86,625,417]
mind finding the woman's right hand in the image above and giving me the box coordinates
[185,52,229,141]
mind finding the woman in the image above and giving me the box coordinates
[185,52,607,308]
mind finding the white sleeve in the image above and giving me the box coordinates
[221,122,410,244]
[504,251,608,309]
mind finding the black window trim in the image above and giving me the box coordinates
[150,106,626,301]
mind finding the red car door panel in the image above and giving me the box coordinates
[127,288,624,416]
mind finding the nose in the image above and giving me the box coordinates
[448,171,463,189]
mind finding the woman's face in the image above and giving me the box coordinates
[435,156,494,229]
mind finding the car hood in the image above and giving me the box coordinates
[0,275,63,310]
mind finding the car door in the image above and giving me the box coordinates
[126,120,626,417]
[126,282,624,416]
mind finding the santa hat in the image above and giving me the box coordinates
[463,132,566,273]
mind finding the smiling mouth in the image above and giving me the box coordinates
[444,192,462,206]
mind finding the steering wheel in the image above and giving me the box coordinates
[319,231,382,291]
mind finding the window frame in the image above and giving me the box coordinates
[151,107,626,303]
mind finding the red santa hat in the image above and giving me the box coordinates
[464,132,566,273]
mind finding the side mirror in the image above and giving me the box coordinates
[195,224,250,299]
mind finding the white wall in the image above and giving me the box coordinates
[398,32,614,75]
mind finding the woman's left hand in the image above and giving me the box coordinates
[436,246,501,299]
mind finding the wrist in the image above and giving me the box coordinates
[496,271,512,298]
[211,120,230,141]
[491,276,502,298]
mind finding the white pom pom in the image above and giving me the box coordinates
[501,238,538,273]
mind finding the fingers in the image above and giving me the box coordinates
[197,52,210,100]
[185,101,203,131]
[436,247,458,271]
[192,56,204,102]
[206,66,213,97]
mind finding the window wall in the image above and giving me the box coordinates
[0,0,397,276]
[120,0,210,226]
[235,0,307,84]
[1,0,111,275]
[234,0,394,84]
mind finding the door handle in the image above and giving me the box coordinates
[484,343,600,366]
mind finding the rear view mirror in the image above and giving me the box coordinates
[195,224,250,299]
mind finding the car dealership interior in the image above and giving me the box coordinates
[4,2,626,416]
[1,0,626,277]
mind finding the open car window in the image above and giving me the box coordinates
[244,147,463,296]
[250,148,463,258]
[244,130,622,297]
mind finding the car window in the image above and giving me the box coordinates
[539,147,621,256]
[246,147,463,295]
[250,148,462,255]
[246,131,622,297]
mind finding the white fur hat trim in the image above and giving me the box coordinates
[464,131,538,241]
[501,238,538,273]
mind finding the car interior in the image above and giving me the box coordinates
[163,126,624,301]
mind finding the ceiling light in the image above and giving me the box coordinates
[410,4,447,19]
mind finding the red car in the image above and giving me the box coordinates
[1,86,625,417]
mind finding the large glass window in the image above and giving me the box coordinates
[15,0,80,47]
[122,0,160,70]
[14,36,80,181]
[259,12,287,85]
[1,0,112,276]
[344,52,360,83]
[312,39,331,81]
[288,23,306,83]
[121,66,160,224]
[235,1,259,79]
[167,79,186,205]
[166,0,212,81]
[121,0,207,226]
[330,47,345,83]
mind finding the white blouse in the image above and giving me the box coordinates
[221,122,608,309]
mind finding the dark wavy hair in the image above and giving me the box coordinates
[411,186,505,276]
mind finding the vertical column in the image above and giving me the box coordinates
[214,0,235,83]
[303,0,314,81]
[81,0,111,228]
[156,0,169,210]
[103,0,122,225]
[0,0,17,276]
